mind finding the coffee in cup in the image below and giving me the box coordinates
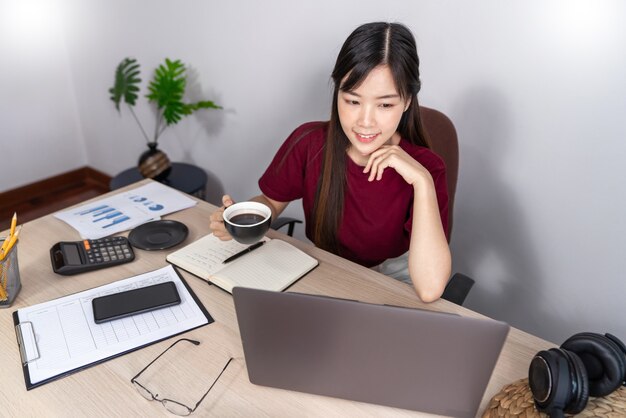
[223,202,272,244]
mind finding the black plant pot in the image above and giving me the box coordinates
[138,143,171,181]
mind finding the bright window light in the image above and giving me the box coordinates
[2,0,63,50]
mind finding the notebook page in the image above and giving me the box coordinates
[214,239,318,293]
[166,234,269,279]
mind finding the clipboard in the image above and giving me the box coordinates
[13,265,213,390]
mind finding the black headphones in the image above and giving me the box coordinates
[528,332,626,418]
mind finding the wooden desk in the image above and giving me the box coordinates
[0,180,550,417]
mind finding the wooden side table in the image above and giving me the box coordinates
[110,162,207,199]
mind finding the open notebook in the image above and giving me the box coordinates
[166,233,318,293]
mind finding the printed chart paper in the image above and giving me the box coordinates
[54,182,196,239]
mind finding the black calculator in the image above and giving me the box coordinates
[50,236,135,275]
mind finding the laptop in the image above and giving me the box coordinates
[232,287,510,418]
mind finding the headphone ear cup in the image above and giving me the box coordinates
[605,333,626,355]
[561,332,626,397]
[559,349,589,415]
[529,349,572,413]
[605,333,626,385]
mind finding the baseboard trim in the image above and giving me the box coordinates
[0,166,112,229]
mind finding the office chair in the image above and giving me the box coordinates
[271,217,302,237]
[272,107,475,305]
[420,106,475,306]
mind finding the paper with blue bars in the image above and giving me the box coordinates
[54,182,196,239]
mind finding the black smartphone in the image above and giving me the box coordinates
[92,281,181,324]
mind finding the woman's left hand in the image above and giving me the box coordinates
[363,145,431,185]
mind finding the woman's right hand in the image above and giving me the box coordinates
[209,195,235,240]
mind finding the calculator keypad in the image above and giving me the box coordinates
[84,237,134,265]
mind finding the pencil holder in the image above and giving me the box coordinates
[0,239,21,308]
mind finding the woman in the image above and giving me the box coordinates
[210,22,451,302]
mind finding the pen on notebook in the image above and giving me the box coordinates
[223,241,265,264]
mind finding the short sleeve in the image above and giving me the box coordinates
[258,122,325,202]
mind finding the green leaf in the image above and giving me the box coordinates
[146,59,187,125]
[146,59,222,127]
[109,58,142,111]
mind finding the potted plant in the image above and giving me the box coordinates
[109,57,221,180]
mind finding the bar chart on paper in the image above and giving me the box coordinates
[76,204,130,228]
[54,182,196,239]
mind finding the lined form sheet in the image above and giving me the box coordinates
[16,265,210,386]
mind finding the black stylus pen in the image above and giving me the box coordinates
[222,241,265,264]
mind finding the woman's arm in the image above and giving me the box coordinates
[364,145,451,302]
[406,175,451,302]
[209,194,290,240]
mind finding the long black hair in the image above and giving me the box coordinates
[312,22,431,254]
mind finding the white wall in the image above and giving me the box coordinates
[0,1,86,191]
[5,0,626,344]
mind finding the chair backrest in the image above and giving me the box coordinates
[419,106,459,241]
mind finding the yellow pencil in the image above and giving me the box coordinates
[1,260,6,289]
[10,212,17,238]
[1,213,17,255]
[0,236,9,255]
[0,226,20,261]
[0,264,7,300]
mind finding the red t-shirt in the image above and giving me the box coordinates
[259,122,449,267]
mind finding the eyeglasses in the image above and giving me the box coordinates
[130,338,234,416]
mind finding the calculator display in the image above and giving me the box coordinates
[62,244,82,265]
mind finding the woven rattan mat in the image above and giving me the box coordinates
[482,378,626,417]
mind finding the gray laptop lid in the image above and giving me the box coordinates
[233,287,509,418]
